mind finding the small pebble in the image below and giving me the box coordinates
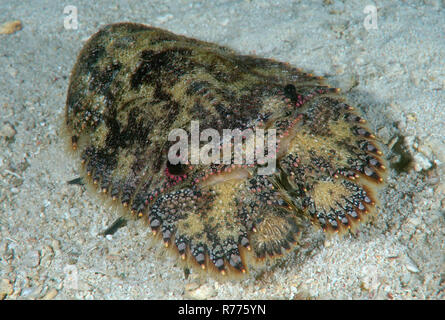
[184,282,199,292]
[413,153,432,172]
[404,256,420,273]
[0,279,13,299]
[417,143,433,159]
[24,250,41,268]
[0,20,22,34]
[407,217,421,227]
[42,288,58,300]
[405,263,419,273]
[156,14,173,24]
[377,127,391,145]
[21,287,37,297]
[184,283,216,300]
[0,122,17,139]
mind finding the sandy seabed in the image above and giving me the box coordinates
[0,0,443,299]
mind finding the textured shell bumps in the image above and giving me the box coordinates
[65,23,386,276]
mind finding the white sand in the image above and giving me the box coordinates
[0,0,443,299]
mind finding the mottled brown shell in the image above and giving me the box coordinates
[65,23,386,276]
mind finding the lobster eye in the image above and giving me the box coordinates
[283,84,298,101]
